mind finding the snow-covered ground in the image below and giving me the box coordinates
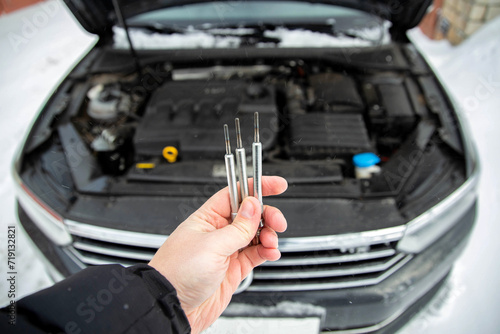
[0,0,96,301]
[400,21,500,334]
[0,1,499,332]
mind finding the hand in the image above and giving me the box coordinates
[149,176,288,333]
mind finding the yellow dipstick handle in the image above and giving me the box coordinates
[163,146,179,163]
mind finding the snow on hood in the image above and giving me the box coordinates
[113,24,390,49]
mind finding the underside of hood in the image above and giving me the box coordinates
[63,0,432,41]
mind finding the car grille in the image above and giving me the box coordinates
[250,244,411,291]
[66,222,411,292]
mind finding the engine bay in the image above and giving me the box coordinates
[70,59,433,185]
[16,44,468,233]
[4,44,454,216]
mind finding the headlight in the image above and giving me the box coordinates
[12,164,72,246]
[397,167,479,254]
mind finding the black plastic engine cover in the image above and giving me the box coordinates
[309,73,364,112]
[134,80,278,159]
[365,83,417,137]
[289,113,373,158]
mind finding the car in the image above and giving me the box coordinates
[12,0,480,332]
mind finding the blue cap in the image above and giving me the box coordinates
[353,153,381,168]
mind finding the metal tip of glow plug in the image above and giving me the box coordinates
[224,124,231,155]
[235,118,243,149]
[254,112,260,143]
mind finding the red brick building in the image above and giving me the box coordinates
[0,0,44,15]
[420,0,500,44]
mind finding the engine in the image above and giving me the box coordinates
[74,62,419,180]
[134,80,278,159]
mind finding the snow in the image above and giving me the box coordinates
[0,1,500,332]
[224,301,326,318]
[399,19,500,334]
[262,26,389,48]
[114,26,243,49]
[113,24,390,49]
[0,0,96,303]
[206,317,321,334]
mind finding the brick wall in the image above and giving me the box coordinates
[420,0,445,39]
[0,0,44,15]
[439,0,500,44]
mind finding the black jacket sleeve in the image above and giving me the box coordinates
[0,264,191,334]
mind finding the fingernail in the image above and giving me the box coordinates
[240,199,255,219]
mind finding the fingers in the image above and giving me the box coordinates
[206,185,287,256]
[259,227,278,249]
[211,196,287,256]
[237,245,281,279]
[236,247,266,279]
[245,176,289,198]
[259,206,287,249]
[235,210,284,276]
[201,176,288,220]
[263,205,287,233]
[211,197,262,256]
[257,246,281,262]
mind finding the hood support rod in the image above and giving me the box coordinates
[111,0,142,81]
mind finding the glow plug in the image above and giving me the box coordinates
[252,112,264,245]
[224,124,239,221]
[235,118,249,201]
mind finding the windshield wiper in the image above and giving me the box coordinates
[206,25,282,45]
[126,22,282,46]
[280,21,386,44]
[126,20,385,46]
[126,23,188,35]
[203,21,385,45]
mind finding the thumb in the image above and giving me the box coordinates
[213,197,261,255]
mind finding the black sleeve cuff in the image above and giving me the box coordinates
[127,264,191,333]
[8,264,191,334]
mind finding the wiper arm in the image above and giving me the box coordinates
[334,26,386,44]
[203,21,382,45]
[125,22,281,46]
[126,23,187,35]
[281,21,384,44]
[125,20,384,46]
[207,27,281,46]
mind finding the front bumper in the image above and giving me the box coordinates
[18,199,477,332]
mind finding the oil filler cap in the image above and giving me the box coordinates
[163,146,179,163]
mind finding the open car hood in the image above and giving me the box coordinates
[63,0,431,39]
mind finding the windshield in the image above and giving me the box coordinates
[117,1,388,50]
[128,1,373,29]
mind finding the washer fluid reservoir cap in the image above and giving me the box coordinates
[353,153,381,168]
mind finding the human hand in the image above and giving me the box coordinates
[149,176,288,334]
